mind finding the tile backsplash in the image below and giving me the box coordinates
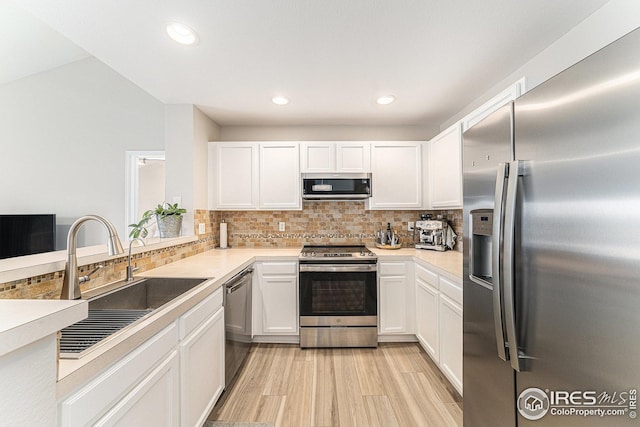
[0,205,461,300]
[212,201,462,250]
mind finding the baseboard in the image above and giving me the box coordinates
[251,335,300,344]
[377,334,419,343]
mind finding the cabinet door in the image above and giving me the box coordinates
[261,275,298,334]
[215,143,258,209]
[379,275,408,334]
[259,143,301,209]
[439,294,463,394]
[368,142,422,209]
[94,351,179,427]
[429,124,462,208]
[179,307,225,427]
[336,142,371,172]
[415,279,439,363]
[300,142,335,172]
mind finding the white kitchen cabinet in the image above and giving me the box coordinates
[94,351,179,427]
[300,142,335,172]
[179,305,225,427]
[429,124,462,209]
[300,141,371,173]
[209,142,259,210]
[336,142,371,172]
[413,260,463,395]
[59,287,227,427]
[378,261,415,336]
[461,77,525,132]
[439,293,463,394]
[367,142,422,209]
[59,324,179,427]
[415,274,439,363]
[259,142,301,209]
[210,142,302,210]
[254,261,299,339]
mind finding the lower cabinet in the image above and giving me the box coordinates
[94,351,179,427]
[58,287,225,427]
[438,293,463,393]
[378,261,415,336]
[253,261,299,339]
[179,306,225,427]
[415,277,439,363]
[414,262,463,395]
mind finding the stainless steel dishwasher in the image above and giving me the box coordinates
[223,266,253,386]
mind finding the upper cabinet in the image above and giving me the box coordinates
[428,123,462,209]
[461,77,525,132]
[209,142,259,210]
[367,142,422,210]
[259,143,301,210]
[208,142,301,210]
[300,142,370,173]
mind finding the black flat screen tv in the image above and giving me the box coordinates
[0,214,56,259]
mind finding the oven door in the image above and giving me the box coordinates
[299,264,377,319]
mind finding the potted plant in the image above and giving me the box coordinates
[129,202,187,239]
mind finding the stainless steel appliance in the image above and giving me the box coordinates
[463,28,640,426]
[299,245,377,348]
[415,218,456,251]
[223,267,253,386]
[302,173,372,200]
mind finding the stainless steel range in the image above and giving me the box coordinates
[298,245,378,348]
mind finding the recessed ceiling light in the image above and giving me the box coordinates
[376,95,396,105]
[166,22,199,45]
[272,96,289,105]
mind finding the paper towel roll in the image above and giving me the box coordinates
[220,221,228,248]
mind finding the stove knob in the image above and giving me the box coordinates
[369,252,375,256]
[311,252,316,257]
[301,252,307,257]
[360,252,365,256]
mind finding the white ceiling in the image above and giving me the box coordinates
[7,0,610,128]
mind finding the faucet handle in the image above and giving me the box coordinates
[79,264,103,284]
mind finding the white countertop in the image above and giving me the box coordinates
[369,247,463,279]
[0,299,87,357]
[141,247,462,282]
[140,247,302,281]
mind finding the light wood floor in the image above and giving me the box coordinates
[207,343,462,427]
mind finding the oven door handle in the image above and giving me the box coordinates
[299,264,377,273]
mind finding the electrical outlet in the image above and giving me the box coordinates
[408,221,414,231]
[172,196,182,206]
[198,223,206,234]
[279,222,286,232]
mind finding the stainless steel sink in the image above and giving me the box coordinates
[60,277,208,359]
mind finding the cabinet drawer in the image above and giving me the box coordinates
[179,287,223,339]
[261,261,297,276]
[415,263,438,289]
[378,262,407,277]
[439,276,462,306]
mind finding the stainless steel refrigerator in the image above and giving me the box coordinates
[463,27,640,426]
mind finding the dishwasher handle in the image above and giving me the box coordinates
[224,267,253,294]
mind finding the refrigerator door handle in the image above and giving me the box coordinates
[492,162,509,361]
[504,160,523,372]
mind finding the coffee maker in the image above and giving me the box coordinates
[414,215,455,251]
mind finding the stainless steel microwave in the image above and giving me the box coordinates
[302,173,372,200]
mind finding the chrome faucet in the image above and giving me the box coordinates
[60,215,125,300]
[126,238,146,281]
